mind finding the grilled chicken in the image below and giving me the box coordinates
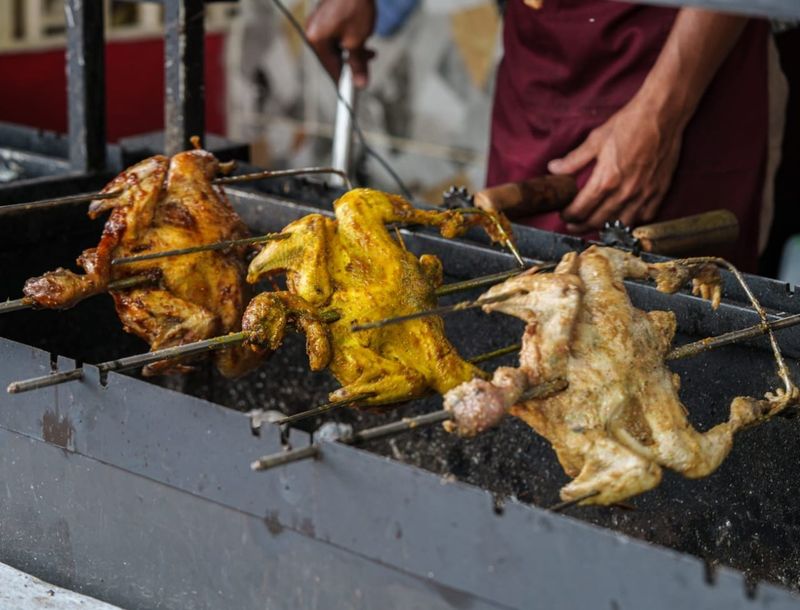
[23,146,260,377]
[242,188,512,405]
[443,246,796,505]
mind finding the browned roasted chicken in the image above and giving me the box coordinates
[443,246,797,505]
[242,188,513,405]
[23,146,260,377]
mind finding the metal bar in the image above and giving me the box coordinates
[349,410,453,444]
[7,369,85,395]
[0,274,153,315]
[251,410,454,471]
[666,313,800,361]
[0,190,121,216]
[273,394,374,426]
[331,61,356,186]
[214,167,353,190]
[435,266,552,297]
[250,445,320,471]
[0,168,349,217]
[96,332,247,374]
[351,289,526,332]
[164,0,205,156]
[111,233,288,266]
[65,0,106,171]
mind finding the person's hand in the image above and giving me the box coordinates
[306,0,377,88]
[547,96,684,233]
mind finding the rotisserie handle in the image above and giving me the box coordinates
[634,210,740,256]
[474,175,577,219]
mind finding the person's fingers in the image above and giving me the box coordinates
[306,14,344,80]
[560,168,614,227]
[638,187,668,224]
[346,47,376,88]
[566,193,630,233]
[547,133,600,175]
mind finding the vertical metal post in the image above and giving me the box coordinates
[331,61,356,186]
[164,0,205,156]
[65,0,106,172]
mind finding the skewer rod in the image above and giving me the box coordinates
[348,410,453,444]
[214,167,352,190]
[251,445,320,471]
[352,289,525,332]
[0,168,352,217]
[251,410,453,471]
[111,233,288,265]
[273,393,373,426]
[666,313,800,361]
[7,369,85,395]
[97,332,247,374]
[435,269,530,297]
[0,190,121,216]
[269,341,525,426]
[0,273,153,315]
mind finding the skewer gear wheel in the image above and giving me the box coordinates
[600,219,641,255]
[442,186,474,209]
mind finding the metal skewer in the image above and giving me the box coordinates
[457,207,524,268]
[251,378,568,471]
[270,342,525,426]
[4,271,521,391]
[549,491,601,512]
[214,167,352,190]
[0,190,123,216]
[0,167,353,217]
[0,274,154,315]
[110,232,288,265]
[250,315,800,471]
[352,289,527,332]
[251,410,454,471]
[1,233,287,316]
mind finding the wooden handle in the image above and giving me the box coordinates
[474,175,577,219]
[633,210,739,256]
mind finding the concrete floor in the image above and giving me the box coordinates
[0,562,122,609]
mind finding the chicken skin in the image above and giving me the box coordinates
[443,246,797,505]
[23,147,260,377]
[243,188,508,405]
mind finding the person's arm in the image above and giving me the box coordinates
[305,0,376,88]
[548,9,749,233]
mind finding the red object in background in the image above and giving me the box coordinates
[0,33,227,140]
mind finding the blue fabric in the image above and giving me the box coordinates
[375,0,419,37]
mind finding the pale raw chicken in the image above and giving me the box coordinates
[443,246,797,505]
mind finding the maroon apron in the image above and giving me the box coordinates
[487,0,769,270]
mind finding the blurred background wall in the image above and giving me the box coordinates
[225,0,502,202]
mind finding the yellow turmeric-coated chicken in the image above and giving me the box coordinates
[443,246,798,505]
[23,146,260,377]
[243,188,506,405]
